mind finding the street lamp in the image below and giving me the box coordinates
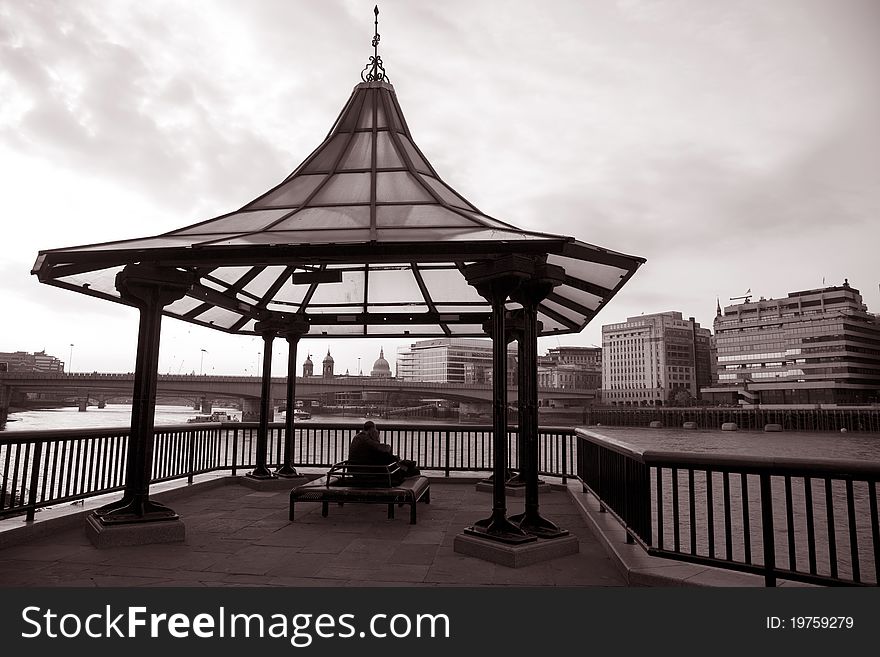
[200,349,208,376]
[68,343,74,374]
[358,357,361,376]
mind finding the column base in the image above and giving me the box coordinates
[454,532,578,567]
[509,510,570,539]
[86,512,185,548]
[240,474,298,491]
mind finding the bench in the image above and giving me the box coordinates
[289,461,431,524]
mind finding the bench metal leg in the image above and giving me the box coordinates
[410,503,416,524]
[322,501,329,517]
[289,502,295,522]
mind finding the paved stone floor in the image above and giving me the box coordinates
[0,480,626,587]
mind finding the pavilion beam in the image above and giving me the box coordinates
[92,264,195,526]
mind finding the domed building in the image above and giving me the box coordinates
[302,353,314,377]
[370,347,393,378]
[322,349,334,378]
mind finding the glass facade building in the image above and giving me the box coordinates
[396,338,515,383]
[702,282,880,405]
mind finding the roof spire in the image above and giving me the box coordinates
[361,5,389,83]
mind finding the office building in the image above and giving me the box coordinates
[601,312,712,406]
[0,350,65,373]
[397,338,516,383]
[538,346,601,389]
[702,282,880,405]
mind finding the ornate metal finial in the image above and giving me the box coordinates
[361,5,389,82]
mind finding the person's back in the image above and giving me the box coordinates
[349,421,396,466]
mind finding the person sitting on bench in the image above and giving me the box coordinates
[348,421,420,484]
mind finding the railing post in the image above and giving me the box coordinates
[759,473,777,587]
[25,441,43,523]
[187,428,196,485]
[561,432,568,485]
[231,427,239,477]
[444,430,450,478]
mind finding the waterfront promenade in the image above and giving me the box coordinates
[0,472,778,588]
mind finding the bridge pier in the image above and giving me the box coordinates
[0,385,8,426]
[241,398,262,422]
[97,398,106,409]
[200,397,212,414]
[77,397,88,412]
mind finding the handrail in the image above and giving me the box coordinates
[1,422,577,522]
[575,428,880,587]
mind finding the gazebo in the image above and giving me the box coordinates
[31,8,644,550]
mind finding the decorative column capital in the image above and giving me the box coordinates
[509,263,566,307]
[463,255,537,304]
[115,264,196,308]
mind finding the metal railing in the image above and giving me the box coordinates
[1,422,576,521]
[576,428,880,586]
[586,406,880,432]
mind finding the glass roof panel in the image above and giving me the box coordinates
[251,175,324,209]
[59,236,199,253]
[419,175,476,210]
[337,132,371,170]
[432,304,491,313]
[447,324,488,335]
[367,324,442,335]
[240,265,289,299]
[535,315,569,333]
[419,268,483,303]
[540,298,585,323]
[305,269,365,307]
[375,172,433,203]
[208,266,256,285]
[386,97,404,132]
[367,304,429,313]
[271,276,309,305]
[56,266,124,296]
[376,131,404,168]
[173,209,293,236]
[456,210,515,230]
[303,305,363,313]
[269,206,370,230]
[366,267,424,303]
[301,133,350,173]
[358,91,387,129]
[334,91,365,133]
[192,306,245,329]
[203,229,371,246]
[308,324,366,336]
[551,286,603,311]
[376,204,475,228]
[310,173,371,204]
[397,135,431,174]
[164,295,207,316]
[377,228,540,242]
[240,319,257,333]
[547,254,626,291]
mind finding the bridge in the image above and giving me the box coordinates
[0,371,595,420]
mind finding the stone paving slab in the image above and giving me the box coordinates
[0,479,626,588]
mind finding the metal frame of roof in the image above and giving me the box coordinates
[32,79,645,340]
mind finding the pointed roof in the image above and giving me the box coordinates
[31,38,644,339]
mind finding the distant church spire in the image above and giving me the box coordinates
[716,297,722,316]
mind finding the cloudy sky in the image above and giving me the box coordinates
[2,0,878,377]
